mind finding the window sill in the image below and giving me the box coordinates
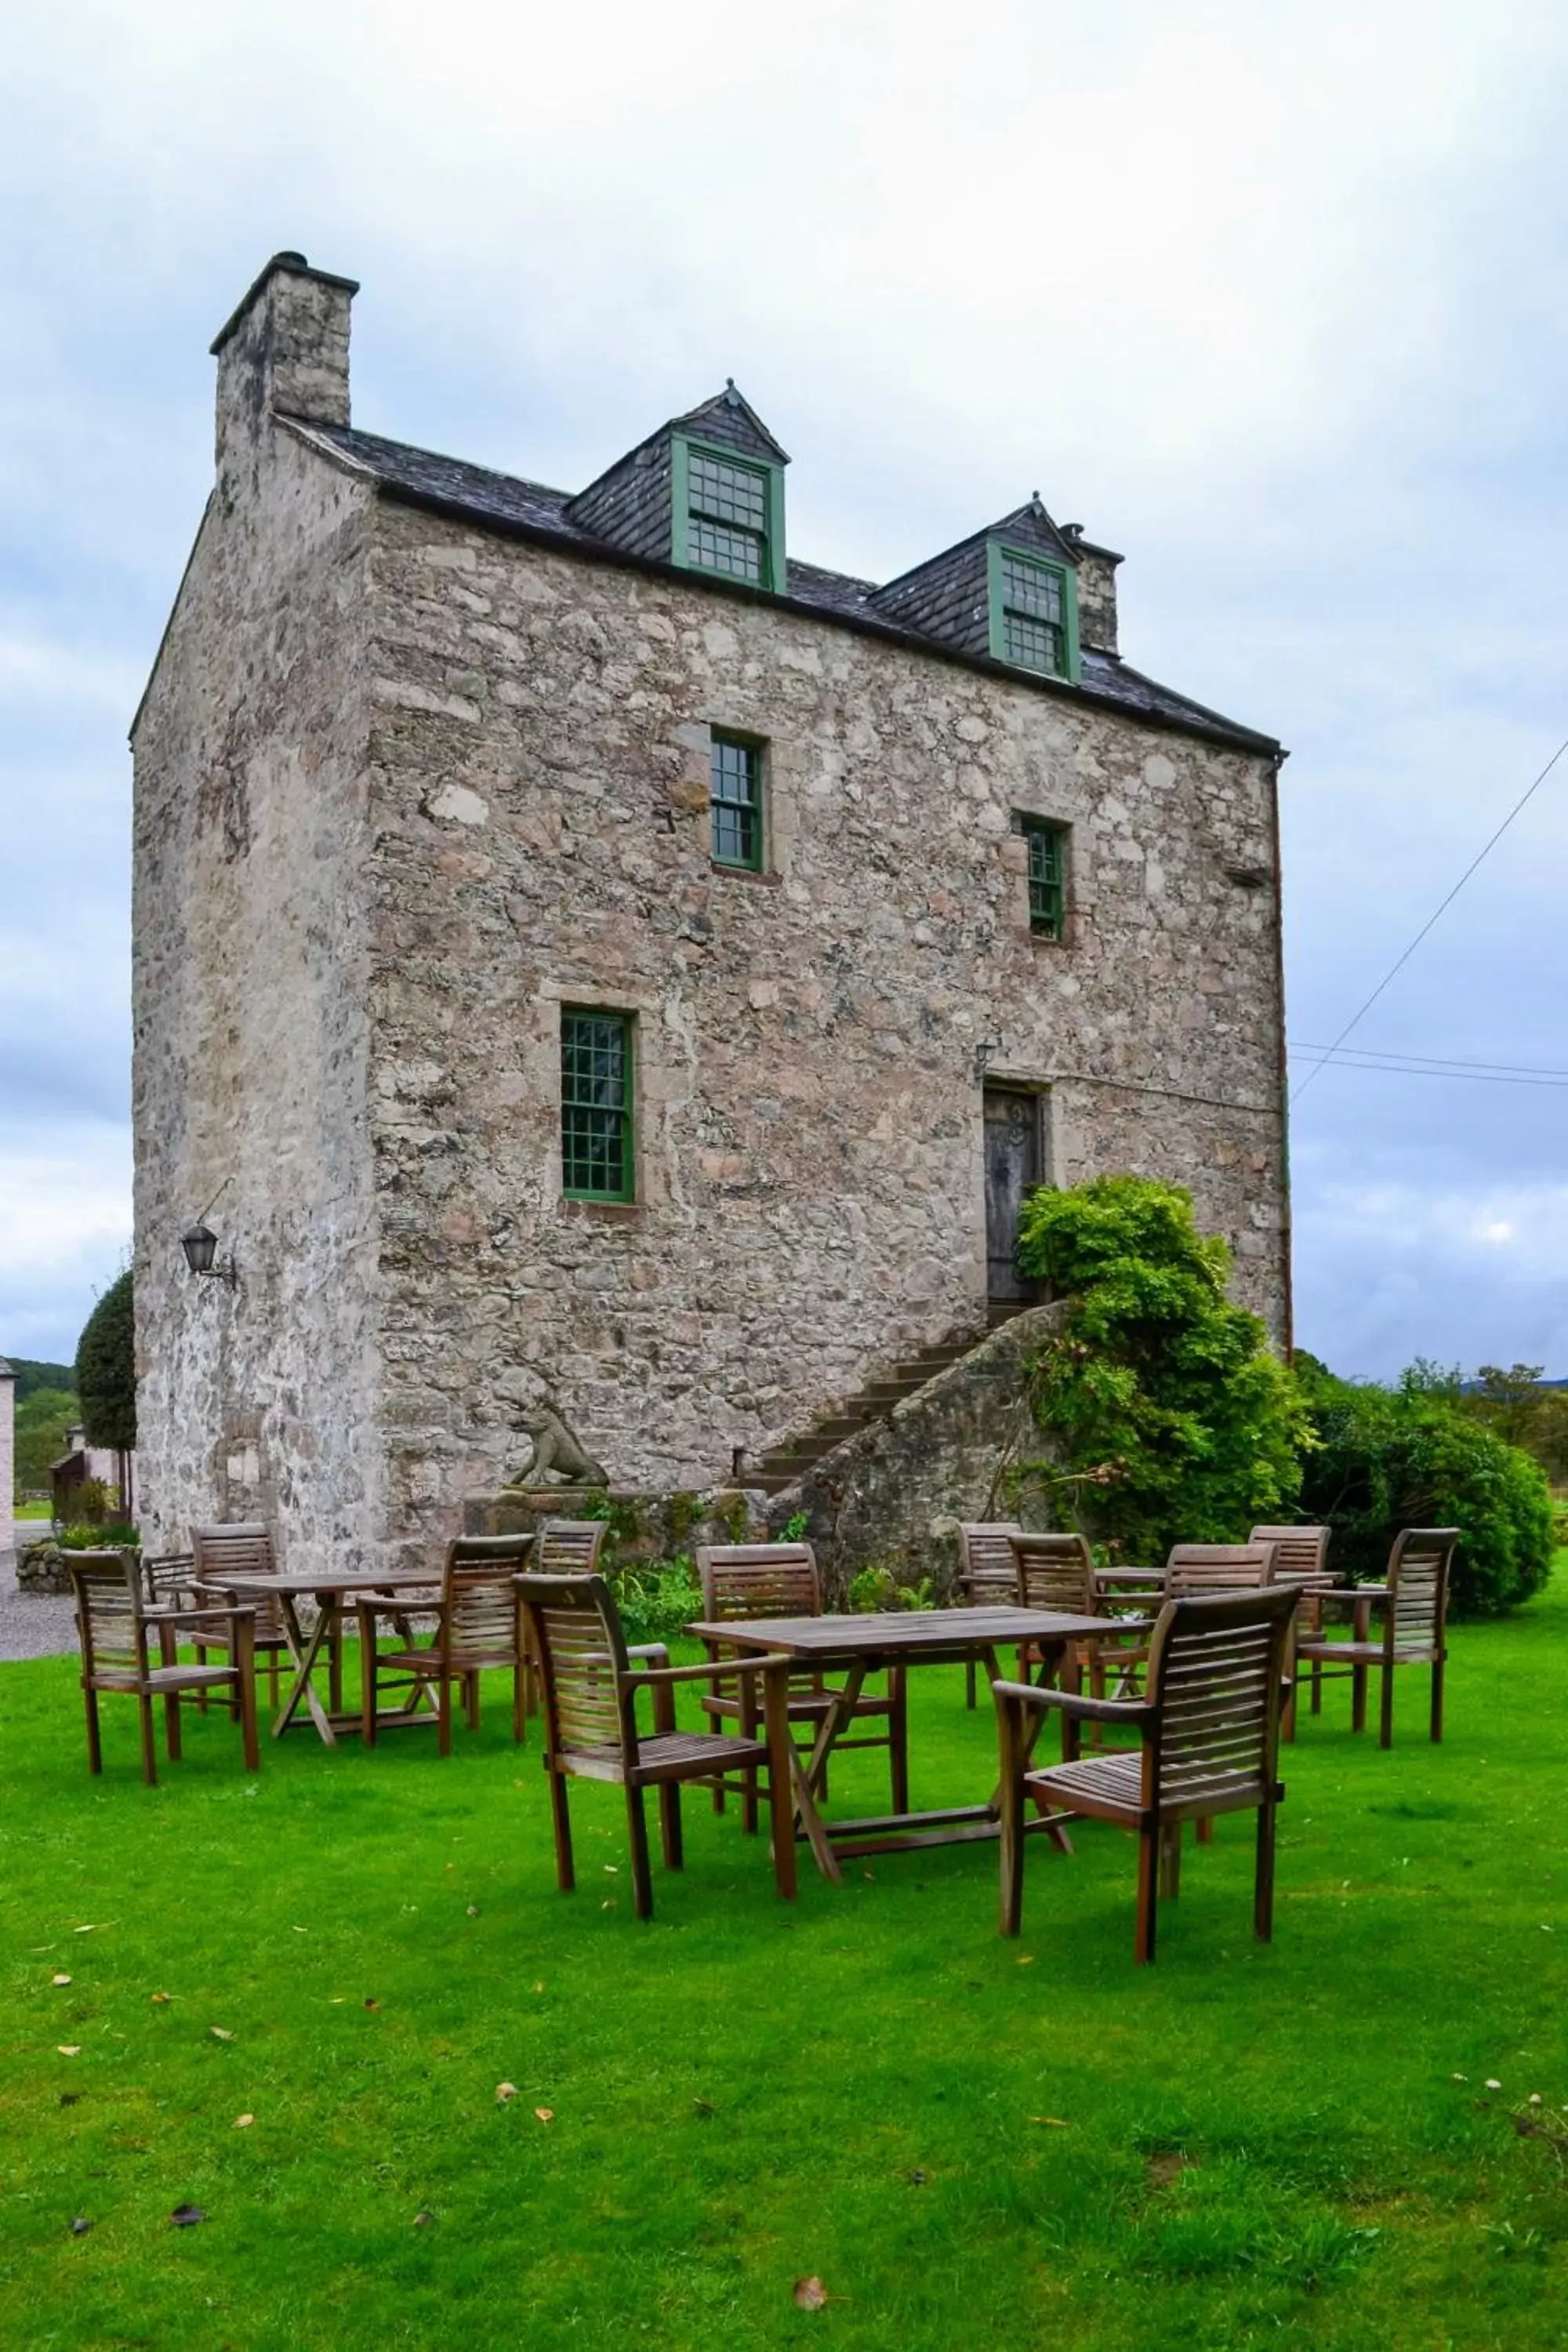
[710,860,782,886]
[561,1197,642,1223]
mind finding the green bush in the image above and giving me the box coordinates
[605,1559,704,1649]
[1015,1174,1308,1560]
[1297,1363,1555,1617]
[58,1523,140,1551]
[847,1566,935,1613]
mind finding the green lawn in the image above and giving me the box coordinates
[3,1568,1567,2351]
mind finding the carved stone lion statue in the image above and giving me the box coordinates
[505,1401,609,1489]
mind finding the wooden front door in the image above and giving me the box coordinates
[984,1088,1041,1302]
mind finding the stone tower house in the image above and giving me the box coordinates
[132,253,1290,1570]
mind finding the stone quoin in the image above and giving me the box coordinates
[131,253,1290,1571]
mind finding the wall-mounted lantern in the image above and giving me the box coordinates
[181,1221,238,1287]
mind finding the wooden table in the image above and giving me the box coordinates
[685,1605,1148,1881]
[196,1570,442,1745]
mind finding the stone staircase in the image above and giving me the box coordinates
[750,1305,1025,1495]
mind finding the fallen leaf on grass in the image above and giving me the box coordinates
[601,1900,618,1911]
[532,1983,545,1994]
[1015,1955,1036,1966]
[1486,2079,1503,2091]
[363,1999,380,2011]
[413,2210,434,2227]
[495,2082,518,2103]
[793,2276,830,2310]
[169,2205,206,2228]
[234,2114,254,2129]
[1029,2116,1069,2128]
[53,1973,72,1987]
[692,2098,715,2118]
[151,1993,172,2005]
[69,2218,92,2237]
[74,1926,100,1935]
[57,2045,82,2058]
[209,2027,236,2043]
[466,1905,479,1918]
[535,2107,554,2125]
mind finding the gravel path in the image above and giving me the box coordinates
[0,1548,78,1662]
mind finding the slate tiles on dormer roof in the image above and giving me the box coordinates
[289,416,1277,754]
[564,383,787,564]
[867,497,1078,658]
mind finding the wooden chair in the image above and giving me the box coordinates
[1011,1531,1145,1734]
[1296,1528,1459,1747]
[1165,1542,1278,1595]
[190,1523,297,1711]
[994,1584,1298,1962]
[955,1523,1023,1706]
[535,1519,611,1574]
[695,1544,908,1824]
[67,1548,260,1785]
[358,1535,536,1752]
[516,1570,798,1920]
[1250,1526,1334,1740]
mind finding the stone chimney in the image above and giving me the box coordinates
[210,251,358,483]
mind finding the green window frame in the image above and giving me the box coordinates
[1019,817,1068,941]
[987,543,1080,682]
[672,437,786,593]
[561,1008,635,1202]
[710,732,764,870]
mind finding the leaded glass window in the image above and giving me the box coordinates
[561,1010,634,1200]
[999,552,1066,676]
[1021,818,1067,940]
[710,734,763,869]
[686,450,769,584]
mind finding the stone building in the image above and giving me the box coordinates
[131,252,1290,1570]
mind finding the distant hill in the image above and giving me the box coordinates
[5,1359,76,1403]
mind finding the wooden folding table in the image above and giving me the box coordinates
[195,1569,442,1745]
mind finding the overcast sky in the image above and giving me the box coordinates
[3,0,1566,1377]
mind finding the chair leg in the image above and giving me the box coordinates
[268,1650,280,1708]
[1158,1822,1181,1900]
[889,1669,909,1816]
[164,1688,183,1762]
[761,1672,799,1904]
[465,1669,481,1731]
[194,1644,208,1715]
[328,1613,343,1717]
[137,1693,158,1788]
[1134,1821,1158,1964]
[361,1620,379,1748]
[437,1675,452,1759]
[1254,1796,1277,1941]
[1431,1654,1445,1744]
[512,1659,527,1747]
[82,1685,103,1777]
[238,1668,260,1773]
[740,1674,759,1836]
[625,1784,655,1918]
[965,1657,978,1710]
[1196,1816,1214,1847]
[1282,1675,1298,1744]
[997,1696,1025,1938]
[658,1780,684,1871]
[1310,1657,1323,1715]
[1380,1660,1395,1750]
[546,1766,575,1891]
[1351,1661,1367,1734]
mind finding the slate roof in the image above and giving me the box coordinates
[295,419,1279,754]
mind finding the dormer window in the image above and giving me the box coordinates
[673,438,785,593]
[988,545,1080,682]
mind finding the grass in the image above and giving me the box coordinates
[2,1567,1567,2350]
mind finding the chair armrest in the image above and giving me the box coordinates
[623,1652,795,1688]
[625,1643,671,1664]
[148,1604,257,1628]
[991,1678,1152,1726]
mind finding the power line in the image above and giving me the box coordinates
[1293,1040,1568,1080]
[1288,1047,1568,1091]
[1291,728,1568,1104]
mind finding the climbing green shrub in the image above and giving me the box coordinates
[1015,1174,1308,1560]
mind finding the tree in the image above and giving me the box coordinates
[74,1270,136,1452]
[1014,1174,1308,1559]
[13,1385,79,1501]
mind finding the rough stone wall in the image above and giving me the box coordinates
[131,423,383,1569]
[355,491,1287,1560]
[764,1302,1071,1601]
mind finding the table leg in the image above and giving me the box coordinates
[271,1595,339,1744]
[788,1742,842,1882]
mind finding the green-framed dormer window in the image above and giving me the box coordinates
[673,438,786,593]
[988,544,1080,682]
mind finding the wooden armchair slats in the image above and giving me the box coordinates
[1165,1542,1278,1595]
[995,1584,1298,1962]
[190,1522,296,1709]
[358,1535,536,1752]
[956,1523,1023,1705]
[535,1519,612,1576]
[1296,1527,1458,1746]
[515,1570,798,1919]
[68,1548,260,1785]
[695,1543,908,1821]
[1249,1525,1334,1740]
